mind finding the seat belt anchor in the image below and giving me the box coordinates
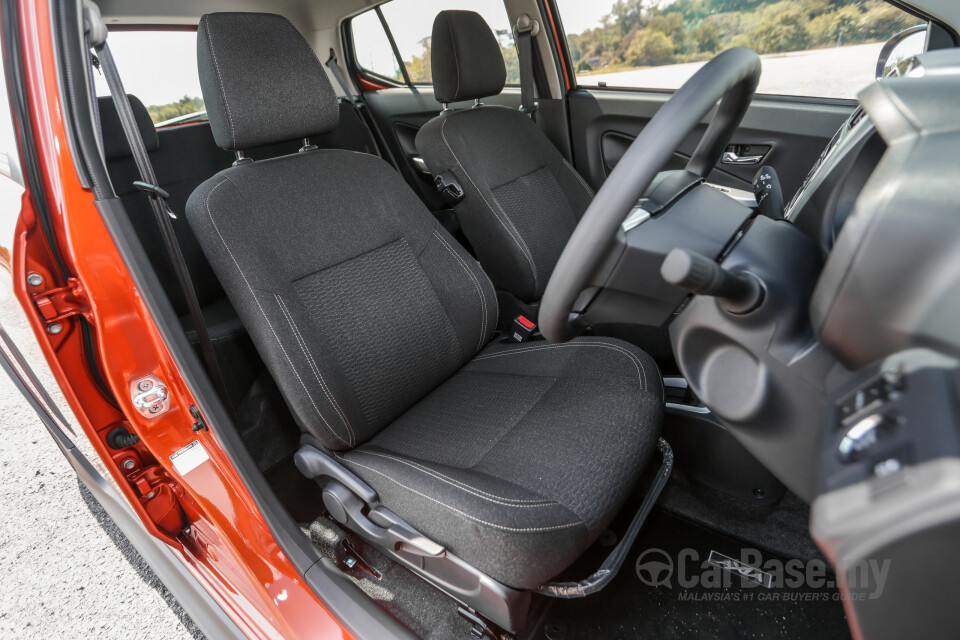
[133,181,176,218]
[133,180,171,200]
[514,14,540,36]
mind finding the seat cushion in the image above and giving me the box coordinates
[340,337,663,589]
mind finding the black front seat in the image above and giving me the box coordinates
[416,10,595,309]
[186,12,663,628]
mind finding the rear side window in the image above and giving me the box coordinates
[94,30,205,126]
[553,0,922,99]
[350,0,518,86]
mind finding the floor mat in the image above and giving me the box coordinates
[658,468,824,563]
[306,517,479,640]
[531,509,851,640]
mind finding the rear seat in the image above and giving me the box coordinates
[97,94,378,468]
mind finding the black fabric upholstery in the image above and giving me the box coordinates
[187,150,498,449]
[431,11,507,104]
[97,95,158,159]
[416,105,594,302]
[342,337,662,588]
[187,11,664,591]
[101,104,374,317]
[197,13,339,150]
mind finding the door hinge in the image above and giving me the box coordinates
[30,277,90,325]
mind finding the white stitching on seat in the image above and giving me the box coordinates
[473,342,651,392]
[432,229,488,353]
[201,18,238,149]
[202,178,350,447]
[440,118,539,292]
[342,458,582,533]
[275,294,355,446]
[445,15,461,102]
[353,450,554,506]
[561,157,595,198]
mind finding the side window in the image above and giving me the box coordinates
[554,0,923,99]
[93,30,205,126]
[351,10,405,83]
[351,0,518,86]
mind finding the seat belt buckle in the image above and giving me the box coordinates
[434,171,465,205]
[510,315,536,342]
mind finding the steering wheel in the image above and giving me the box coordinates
[540,47,761,342]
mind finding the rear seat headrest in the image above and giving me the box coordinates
[196,12,339,151]
[97,95,159,160]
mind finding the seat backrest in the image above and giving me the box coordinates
[186,12,497,450]
[100,93,382,319]
[415,11,594,304]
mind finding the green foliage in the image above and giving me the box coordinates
[565,0,920,76]
[748,3,810,53]
[146,95,204,124]
[626,30,676,65]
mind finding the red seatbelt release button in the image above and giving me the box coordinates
[511,315,536,342]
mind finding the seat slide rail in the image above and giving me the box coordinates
[294,438,674,632]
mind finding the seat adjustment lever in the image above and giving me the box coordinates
[322,480,446,558]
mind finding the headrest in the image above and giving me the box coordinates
[431,11,506,104]
[197,13,339,150]
[97,95,159,160]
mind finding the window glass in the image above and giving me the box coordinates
[93,31,205,126]
[353,0,518,84]
[554,0,922,99]
[352,9,405,82]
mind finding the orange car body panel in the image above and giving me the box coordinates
[6,1,352,637]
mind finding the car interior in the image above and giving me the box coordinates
[61,0,960,637]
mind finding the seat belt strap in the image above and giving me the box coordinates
[325,49,399,169]
[94,41,235,412]
[515,15,539,117]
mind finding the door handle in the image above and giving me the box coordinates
[721,150,764,165]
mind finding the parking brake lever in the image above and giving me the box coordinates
[660,248,764,314]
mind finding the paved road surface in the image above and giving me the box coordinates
[0,265,198,639]
[577,43,884,99]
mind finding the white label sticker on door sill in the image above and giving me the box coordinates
[170,440,210,476]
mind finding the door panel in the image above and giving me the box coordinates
[364,86,523,210]
[568,89,854,199]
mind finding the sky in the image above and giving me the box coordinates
[94,1,622,108]
[93,31,203,107]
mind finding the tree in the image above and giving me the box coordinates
[146,95,204,124]
[648,12,687,53]
[689,22,720,54]
[406,36,432,83]
[625,30,675,66]
[747,3,810,53]
[859,2,918,40]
